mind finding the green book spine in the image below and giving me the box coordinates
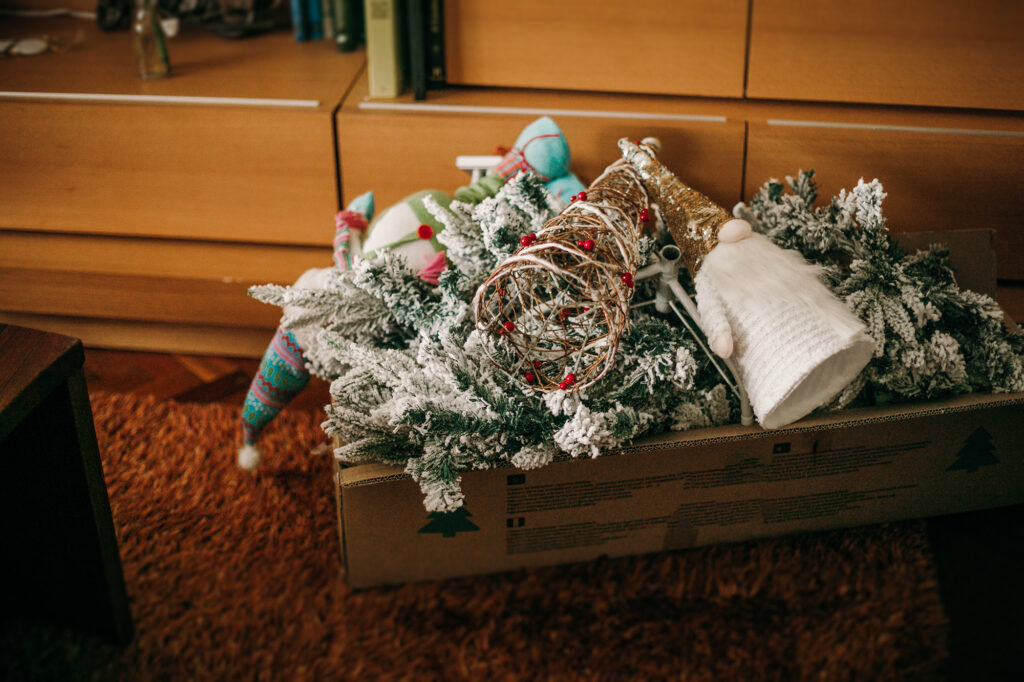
[426,0,445,88]
[364,0,406,98]
[322,0,335,40]
[407,0,427,100]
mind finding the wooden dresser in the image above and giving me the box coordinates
[3,1,1022,357]
[0,13,364,356]
[343,0,1024,319]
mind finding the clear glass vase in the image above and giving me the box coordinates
[132,0,170,81]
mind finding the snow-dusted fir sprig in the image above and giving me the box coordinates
[474,173,558,262]
[741,170,1024,404]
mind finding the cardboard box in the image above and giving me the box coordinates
[335,393,1024,588]
[332,228,1022,588]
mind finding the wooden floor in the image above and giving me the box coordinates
[80,345,1024,679]
[81,347,332,413]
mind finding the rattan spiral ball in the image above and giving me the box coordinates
[473,156,651,392]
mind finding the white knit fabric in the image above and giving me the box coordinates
[695,234,874,429]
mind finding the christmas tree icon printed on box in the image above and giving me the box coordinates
[947,427,1000,473]
[418,508,480,538]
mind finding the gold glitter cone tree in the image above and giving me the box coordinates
[472,152,651,392]
[617,138,733,275]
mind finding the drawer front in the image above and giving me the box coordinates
[0,311,275,358]
[745,121,1024,279]
[444,0,748,98]
[0,231,332,355]
[747,0,1024,110]
[339,109,746,218]
[0,101,338,246]
[0,231,329,284]
[0,267,282,328]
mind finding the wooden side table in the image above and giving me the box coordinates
[0,324,132,644]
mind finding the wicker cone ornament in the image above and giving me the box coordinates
[472,153,651,392]
[619,138,875,428]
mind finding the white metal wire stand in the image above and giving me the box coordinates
[633,244,754,426]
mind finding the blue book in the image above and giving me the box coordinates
[307,0,324,40]
[290,0,309,41]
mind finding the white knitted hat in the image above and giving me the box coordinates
[695,234,875,428]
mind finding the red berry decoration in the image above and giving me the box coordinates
[576,191,587,202]
[498,287,506,297]
[621,272,634,288]
[564,373,576,386]
[533,360,542,368]
[581,239,594,251]
[639,208,650,222]
[417,224,434,240]
[525,371,535,383]
[558,380,568,390]
[560,308,571,318]
[520,235,531,247]
[503,320,515,332]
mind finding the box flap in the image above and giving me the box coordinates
[895,229,997,299]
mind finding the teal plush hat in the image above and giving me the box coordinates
[454,116,586,204]
[360,190,453,266]
[495,116,571,181]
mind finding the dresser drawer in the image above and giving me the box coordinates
[444,0,748,98]
[0,101,338,245]
[0,231,332,355]
[745,119,1024,279]
[747,0,1024,110]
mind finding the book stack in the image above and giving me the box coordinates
[290,0,365,53]
[289,0,445,99]
[363,0,446,100]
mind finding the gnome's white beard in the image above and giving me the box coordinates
[693,233,874,428]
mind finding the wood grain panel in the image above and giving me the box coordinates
[0,231,330,283]
[339,78,746,213]
[443,0,748,98]
[745,121,1024,279]
[0,312,273,358]
[0,101,338,245]
[747,0,1024,110]
[0,268,282,328]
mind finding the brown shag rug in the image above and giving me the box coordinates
[1,392,950,681]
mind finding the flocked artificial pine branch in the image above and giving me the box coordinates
[255,171,1024,511]
[736,170,1024,407]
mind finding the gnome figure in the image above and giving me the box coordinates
[619,138,874,429]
